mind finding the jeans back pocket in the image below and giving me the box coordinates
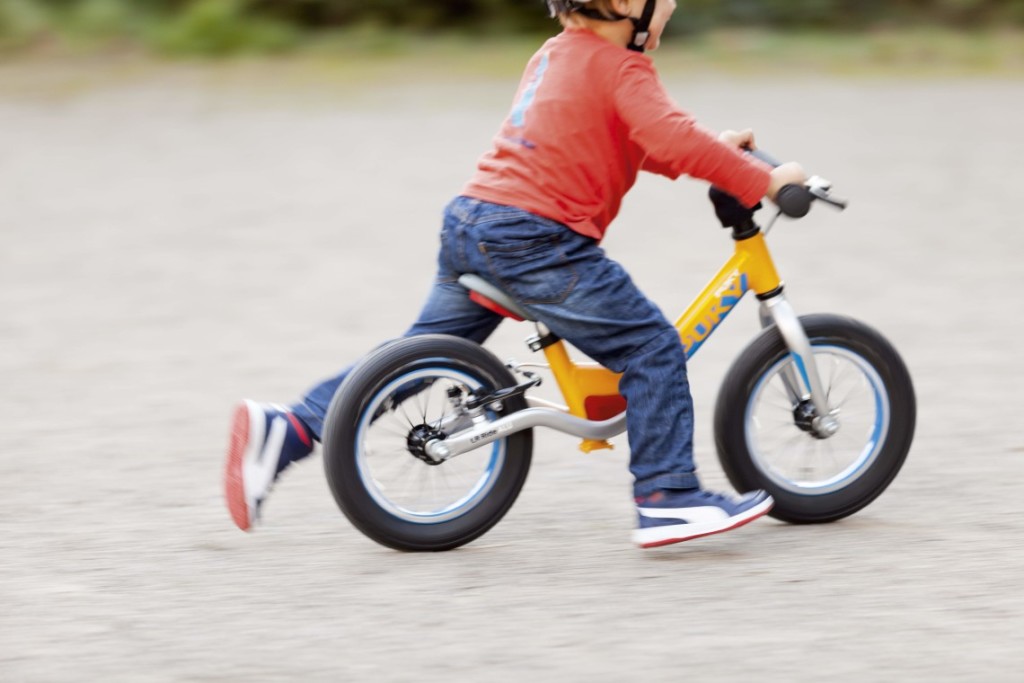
[480,234,579,306]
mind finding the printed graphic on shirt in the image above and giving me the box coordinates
[504,52,549,150]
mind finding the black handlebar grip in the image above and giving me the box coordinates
[775,184,813,218]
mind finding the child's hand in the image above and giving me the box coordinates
[767,162,808,203]
[716,130,806,204]
[719,129,757,150]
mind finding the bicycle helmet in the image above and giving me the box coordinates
[545,0,658,53]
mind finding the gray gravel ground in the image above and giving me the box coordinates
[2,62,1023,682]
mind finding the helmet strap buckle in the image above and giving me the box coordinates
[629,30,650,51]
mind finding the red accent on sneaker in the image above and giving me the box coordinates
[224,403,252,532]
[637,502,773,549]
[286,412,312,448]
[635,490,666,505]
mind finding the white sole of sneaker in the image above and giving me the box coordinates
[632,496,775,549]
[224,400,263,532]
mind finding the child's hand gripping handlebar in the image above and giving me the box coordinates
[709,149,849,230]
[747,148,849,218]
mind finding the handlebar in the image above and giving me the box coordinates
[747,148,783,168]
[746,148,849,218]
[708,148,849,234]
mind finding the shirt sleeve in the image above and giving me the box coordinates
[614,59,771,208]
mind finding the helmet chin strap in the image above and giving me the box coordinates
[575,0,658,53]
[626,0,658,52]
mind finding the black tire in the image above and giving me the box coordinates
[323,334,533,551]
[714,314,915,523]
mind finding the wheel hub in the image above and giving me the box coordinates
[406,424,446,466]
[792,400,839,440]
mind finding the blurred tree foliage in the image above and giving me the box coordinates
[199,0,1024,30]
[3,0,1024,53]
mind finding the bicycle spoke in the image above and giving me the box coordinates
[834,408,872,420]
[436,462,474,505]
[397,399,418,429]
[754,412,799,432]
[377,417,413,440]
[770,377,797,406]
[765,397,797,413]
[367,446,416,477]
[823,355,845,403]
[792,439,819,480]
[420,380,436,424]
[771,431,809,472]
[830,375,868,411]
[826,355,838,398]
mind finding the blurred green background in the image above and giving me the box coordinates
[2,0,1024,59]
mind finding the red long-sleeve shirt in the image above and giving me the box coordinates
[462,28,771,241]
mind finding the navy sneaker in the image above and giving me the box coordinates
[633,489,774,548]
[224,400,313,531]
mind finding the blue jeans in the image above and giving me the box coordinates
[292,196,700,497]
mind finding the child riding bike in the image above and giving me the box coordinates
[224,0,808,548]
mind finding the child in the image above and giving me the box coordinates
[224,0,807,548]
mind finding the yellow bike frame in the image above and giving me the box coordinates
[541,233,783,452]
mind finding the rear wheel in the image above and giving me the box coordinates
[323,335,533,551]
[715,314,915,523]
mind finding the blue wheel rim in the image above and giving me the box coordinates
[354,366,505,524]
[744,345,890,495]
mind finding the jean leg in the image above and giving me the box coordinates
[402,280,503,343]
[468,216,699,497]
[543,268,699,497]
[291,367,352,443]
[612,326,700,497]
[291,277,501,442]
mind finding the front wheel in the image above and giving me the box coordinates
[323,335,533,551]
[714,314,915,523]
